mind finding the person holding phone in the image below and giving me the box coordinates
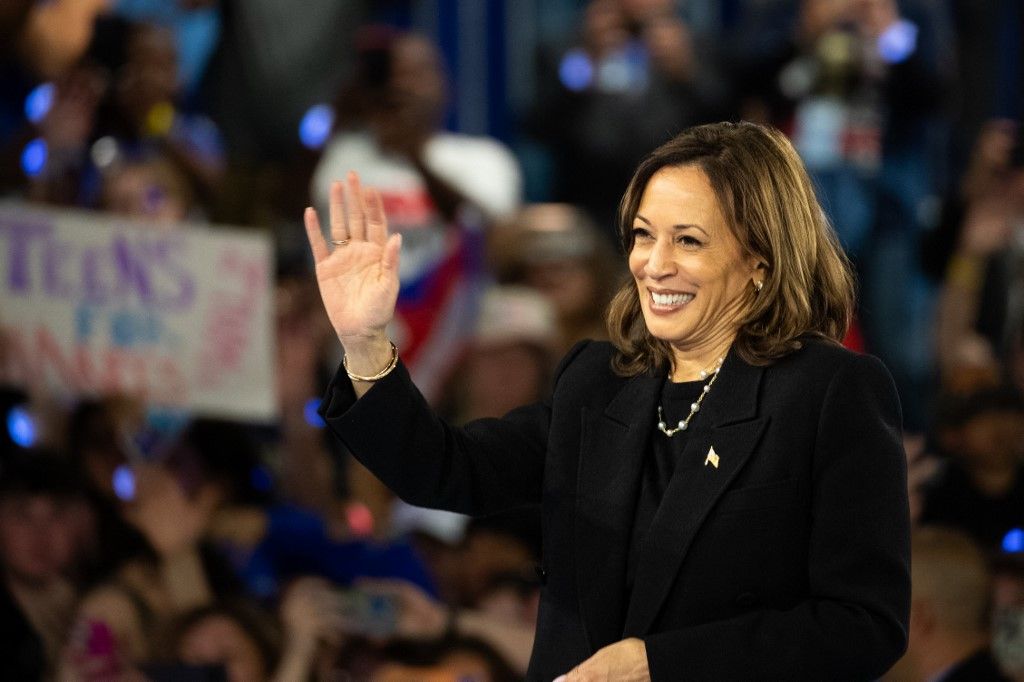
[307,121,910,681]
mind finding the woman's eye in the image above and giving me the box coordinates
[631,227,652,240]
[678,235,702,247]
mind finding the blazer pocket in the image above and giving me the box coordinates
[715,478,797,515]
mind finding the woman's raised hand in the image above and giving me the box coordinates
[304,172,402,361]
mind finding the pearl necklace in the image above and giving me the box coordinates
[656,356,725,437]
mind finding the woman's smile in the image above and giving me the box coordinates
[647,288,696,312]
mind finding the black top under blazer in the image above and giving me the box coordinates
[320,338,911,681]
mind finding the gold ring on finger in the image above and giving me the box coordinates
[330,239,350,246]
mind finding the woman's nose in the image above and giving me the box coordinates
[645,239,676,278]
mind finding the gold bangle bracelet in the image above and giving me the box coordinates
[343,341,399,382]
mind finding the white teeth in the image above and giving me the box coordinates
[651,292,694,306]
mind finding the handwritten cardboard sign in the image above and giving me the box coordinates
[0,203,277,422]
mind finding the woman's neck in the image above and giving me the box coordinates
[669,338,734,382]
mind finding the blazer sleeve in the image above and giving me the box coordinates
[643,352,911,681]
[318,341,589,516]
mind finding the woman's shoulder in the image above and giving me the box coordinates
[557,339,617,372]
[773,337,888,376]
[550,340,623,392]
[766,338,899,405]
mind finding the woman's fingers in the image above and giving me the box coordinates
[304,207,329,264]
[345,171,368,241]
[382,233,402,272]
[311,173,395,271]
[329,180,348,242]
[365,187,388,245]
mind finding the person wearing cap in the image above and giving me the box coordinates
[306,122,909,681]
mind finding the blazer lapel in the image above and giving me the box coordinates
[623,352,768,637]
[575,372,660,651]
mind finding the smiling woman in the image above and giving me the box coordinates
[310,121,910,681]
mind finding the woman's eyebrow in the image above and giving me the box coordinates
[634,214,710,237]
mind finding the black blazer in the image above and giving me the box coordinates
[321,339,910,681]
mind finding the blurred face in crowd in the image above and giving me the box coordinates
[117,23,178,126]
[584,0,629,55]
[629,165,758,360]
[0,493,77,586]
[958,409,1024,472]
[387,35,446,124]
[510,204,613,334]
[177,614,268,682]
[103,160,190,224]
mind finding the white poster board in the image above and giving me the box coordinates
[0,204,277,422]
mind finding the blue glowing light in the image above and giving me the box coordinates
[25,82,55,124]
[1003,528,1024,554]
[877,20,918,65]
[299,104,335,150]
[21,138,47,177]
[304,398,326,428]
[112,465,136,502]
[559,49,594,92]
[7,406,37,448]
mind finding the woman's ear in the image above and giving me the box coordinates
[748,260,768,292]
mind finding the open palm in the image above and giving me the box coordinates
[304,172,402,342]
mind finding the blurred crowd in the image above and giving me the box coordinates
[0,0,1022,680]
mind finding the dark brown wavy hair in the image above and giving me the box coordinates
[607,121,855,376]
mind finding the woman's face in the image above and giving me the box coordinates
[628,165,757,356]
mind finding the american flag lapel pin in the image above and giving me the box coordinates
[705,446,720,469]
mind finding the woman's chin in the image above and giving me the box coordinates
[645,327,695,348]
[641,313,693,345]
